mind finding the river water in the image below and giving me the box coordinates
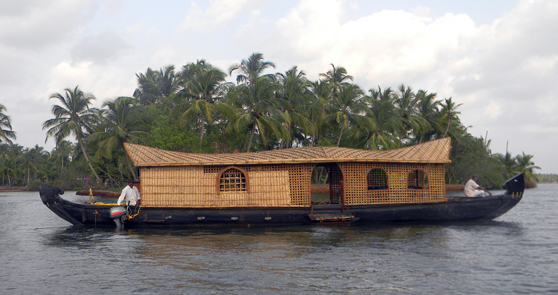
[1,185,557,294]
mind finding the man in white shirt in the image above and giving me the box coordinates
[117,179,141,206]
[464,174,492,197]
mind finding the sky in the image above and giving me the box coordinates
[1,0,557,173]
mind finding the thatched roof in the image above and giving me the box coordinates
[124,138,451,167]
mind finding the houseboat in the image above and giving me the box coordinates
[39,137,525,227]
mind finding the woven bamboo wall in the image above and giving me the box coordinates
[338,162,446,205]
[138,162,443,208]
[139,164,314,208]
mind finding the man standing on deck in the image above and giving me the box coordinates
[464,174,492,197]
[117,179,141,206]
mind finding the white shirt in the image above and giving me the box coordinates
[117,185,141,206]
[464,179,479,197]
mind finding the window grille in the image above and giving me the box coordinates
[367,168,388,190]
[220,168,246,192]
[408,169,428,189]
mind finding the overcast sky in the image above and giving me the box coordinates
[1,0,556,173]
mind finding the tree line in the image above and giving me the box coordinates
[536,174,558,183]
[0,53,540,190]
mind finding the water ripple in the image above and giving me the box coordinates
[1,186,557,294]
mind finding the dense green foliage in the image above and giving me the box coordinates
[0,53,540,190]
[536,174,558,183]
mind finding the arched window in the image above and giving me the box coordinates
[367,168,388,190]
[407,169,428,189]
[219,167,247,192]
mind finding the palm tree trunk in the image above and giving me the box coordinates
[96,164,120,186]
[78,138,101,185]
[322,171,329,185]
[246,124,257,152]
[317,167,324,184]
[125,153,137,181]
[443,115,451,137]
[280,123,291,149]
[337,125,345,147]
[199,121,205,152]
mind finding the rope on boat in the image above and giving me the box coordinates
[91,202,120,205]
[89,188,96,204]
[127,205,140,219]
[88,195,140,220]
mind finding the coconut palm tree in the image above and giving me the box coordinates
[19,145,48,185]
[275,66,315,148]
[227,76,289,152]
[362,86,400,150]
[228,53,287,151]
[0,156,7,186]
[157,65,180,99]
[1,143,24,185]
[134,68,160,105]
[50,140,74,173]
[134,65,180,107]
[0,154,17,186]
[43,86,101,185]
[88,96,148,180]
[322,83,370,147]
[439,97,463,138]
[0,104,16,144]
[0,144,13,185]
[393,84,427,143]
[515,152,541,182]
[309,80,333,146]
[229,53,276,85]
[495,151,520,179]
[319,64,353,93]
[173,60,233,151]
[414,89,441,143]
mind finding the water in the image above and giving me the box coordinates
[1,185,557,294]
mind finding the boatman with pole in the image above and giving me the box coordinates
[464,174,492,197]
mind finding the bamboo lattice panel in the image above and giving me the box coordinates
[140,164,314,208]
[338,162,446,205]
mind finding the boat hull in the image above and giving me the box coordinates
[350,193,523,222]
[39,180,524,227]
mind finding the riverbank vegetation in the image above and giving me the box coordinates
[0,53,540,190]
[536,174,558,183]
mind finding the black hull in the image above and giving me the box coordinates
[39,173,525,227]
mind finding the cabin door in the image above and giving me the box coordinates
[329,164,344,204]
[311,164,344,205]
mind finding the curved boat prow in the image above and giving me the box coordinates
[39,184,83,225]
[503,172,525,195]
[481,173,525,220]
[39,184,64,201]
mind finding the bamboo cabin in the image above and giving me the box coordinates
[123,137,452,209]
